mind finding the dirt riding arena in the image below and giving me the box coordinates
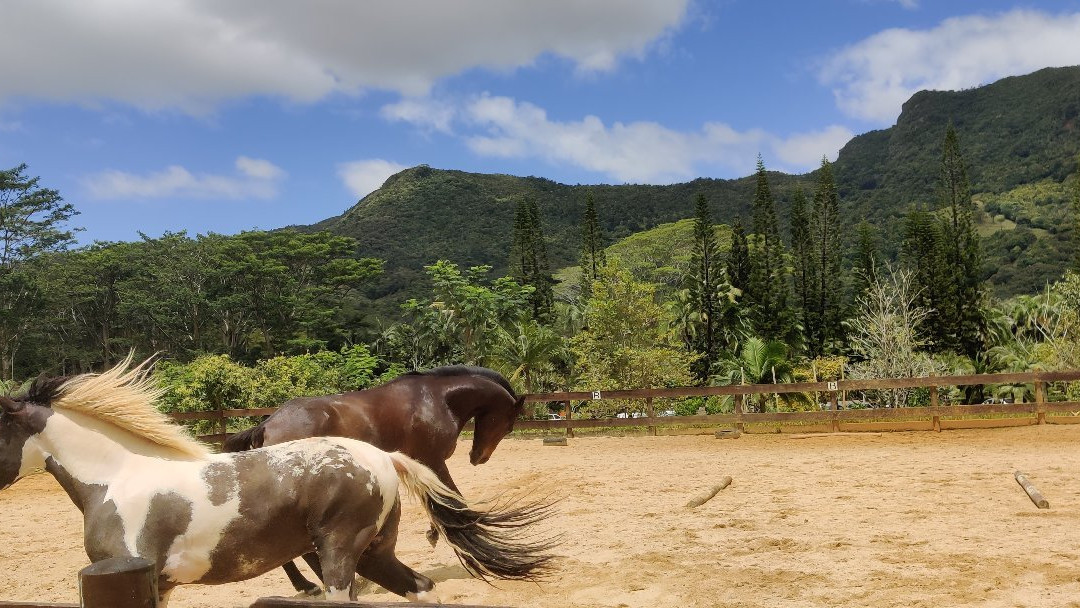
[4,425,1080,607]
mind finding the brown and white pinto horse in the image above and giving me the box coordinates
[0,359,555,606]
[223,365,528,594]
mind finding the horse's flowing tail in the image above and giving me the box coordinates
[388,452,559,582]
[221,425,265,453]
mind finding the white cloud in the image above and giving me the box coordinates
[337,159,408,199]
[398,94,853,182]
[0,0,690,112]
[84,157,285,200]
[380,98,457,134]
[773,125,857,169]
[820,10,1080,123]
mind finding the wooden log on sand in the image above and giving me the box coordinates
[543,437,568,446]
[685,476,733,508]
[1015,471,1050,509]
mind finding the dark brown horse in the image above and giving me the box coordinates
[222,365,527,595]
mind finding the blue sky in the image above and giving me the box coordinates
[2,0,1080,244]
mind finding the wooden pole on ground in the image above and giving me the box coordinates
[78,556,157,608]
[1014,471,1050,509]
[685,476,733,508]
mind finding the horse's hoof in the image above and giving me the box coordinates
[426,528,440,548]
[294,587,324,599]
[407,589,441,604]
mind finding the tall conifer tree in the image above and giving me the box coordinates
[789,187,814,341]
[807,157,843,355]
[901,206,949,346]
[748,156,793,341]
[688,193,722,375]
[727,216,751,295]
[579,191,606,298]
[852,220,879,298]
[509,198,554,321]
[939,123,983,357]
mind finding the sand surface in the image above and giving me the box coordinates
[4,425,1080,607]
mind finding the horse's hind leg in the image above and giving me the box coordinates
[357,502,437,602]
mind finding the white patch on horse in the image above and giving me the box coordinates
[33,410,242,584]
[18,435,47,478]
[330,438,399,529]
[407,589,439,603]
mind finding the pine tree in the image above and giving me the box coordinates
[901,207,949,347]
[789,187,814,341]
[807,157,843,355]
[579,191,606,298]
[747,156,793,341]
[852,220,879,297]
[688,193,722,377]
[727,216,751,294]
[1071,154,1080,274]
[939,123,983,357]
[509,198,554,322]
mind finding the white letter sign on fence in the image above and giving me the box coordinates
[592,391,602,400]
[827,381,838,391]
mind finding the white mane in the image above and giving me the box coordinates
[52,354,210,460]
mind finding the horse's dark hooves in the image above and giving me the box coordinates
[426,527,440,548]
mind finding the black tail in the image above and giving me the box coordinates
[389,452,559,582]
[221,424,265,453]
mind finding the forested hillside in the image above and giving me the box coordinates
[302,66,1080,307]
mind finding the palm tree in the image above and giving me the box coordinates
[712,336,795,412]
[489,319,566,394]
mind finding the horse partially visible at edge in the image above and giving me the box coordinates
[223,365,527,595]
[0,358,556,606]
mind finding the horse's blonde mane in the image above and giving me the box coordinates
[53,354,210,459]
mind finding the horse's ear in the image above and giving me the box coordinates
[0,396,23,414]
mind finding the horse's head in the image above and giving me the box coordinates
[470,395,526,466]
[0,396,50,491]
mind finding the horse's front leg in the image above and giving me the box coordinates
[424,461,461,547]
[283,559,322,596]
[317,526,377,601]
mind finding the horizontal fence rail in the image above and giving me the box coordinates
[168,370,1080,446]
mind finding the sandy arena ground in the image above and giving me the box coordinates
[4,425,1080,607]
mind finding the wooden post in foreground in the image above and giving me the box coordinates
[829,391,840,432]
[79,557,157,608]
[1015,471,1050,509]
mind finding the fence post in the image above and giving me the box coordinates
[829,391,839,431]
[79,556,157,608]
[564,400,574,438]
[734,393,745,432]
[930,386,941,432]
[218,406,228,451]
[1035,380,1046,425]
[645,397,656,436]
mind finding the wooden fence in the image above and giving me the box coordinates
[167,370,1080,447]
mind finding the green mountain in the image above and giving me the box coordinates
[301,66,1080,311]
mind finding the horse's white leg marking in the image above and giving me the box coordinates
[158,589,173,608]
[325,586,350,601]
[407,588,440,603]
